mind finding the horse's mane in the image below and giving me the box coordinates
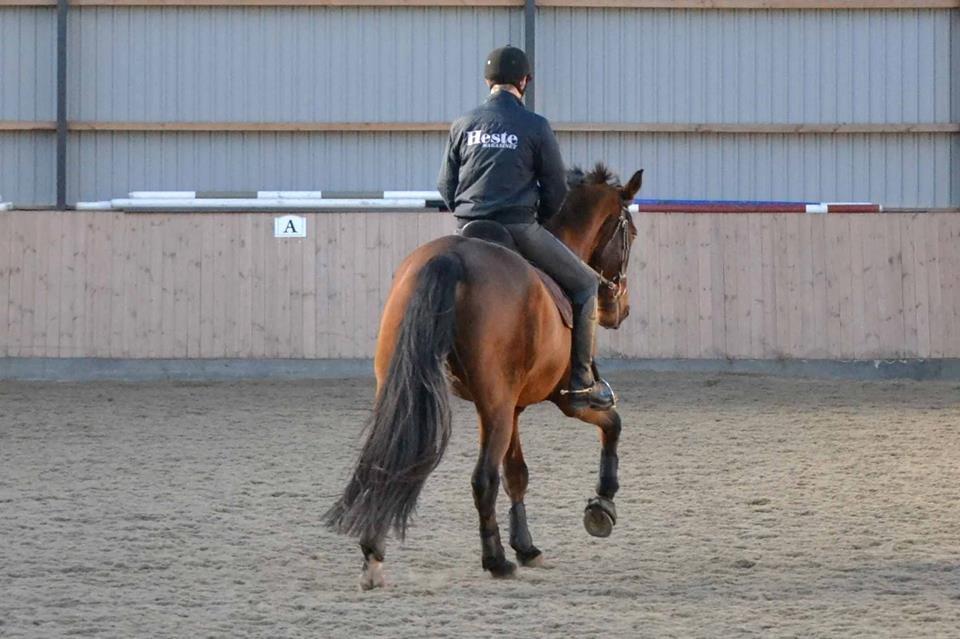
[566,163,620,190]
[549,163,621,231]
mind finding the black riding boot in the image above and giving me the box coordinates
[566,296,616,410]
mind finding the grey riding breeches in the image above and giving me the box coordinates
[502,222,599,305]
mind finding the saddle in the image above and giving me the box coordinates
[459,220,573,328]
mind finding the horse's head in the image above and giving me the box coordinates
[551,164,643,329]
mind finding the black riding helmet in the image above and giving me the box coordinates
[484,46,531,88]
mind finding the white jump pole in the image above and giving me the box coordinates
[127,191,198,199]
[75,201,114,210]
[127,190,444,201]
[111,198,430,211]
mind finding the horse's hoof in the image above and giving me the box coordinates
[583,497,616,538]
[359,558,386,590]
[484,557,517,578]
[516,547,544,567]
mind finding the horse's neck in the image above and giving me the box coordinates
[546,215,602,263]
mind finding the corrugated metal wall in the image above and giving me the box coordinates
[61,5,523,202]
[1,3,957,207]
[538,9,953,124]
[0,8,55,121]
[558,132,955,206]
[68,7,524,122]
[0,7,56,204]
[541,7,956,207]
[67,131,448,201]
[952,10,960,205]
[0,133,56,204]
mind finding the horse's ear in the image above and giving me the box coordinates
[620,169,643,201]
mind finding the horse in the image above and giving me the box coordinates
[324,164,643,589]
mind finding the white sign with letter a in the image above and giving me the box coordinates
[274,215,307,238]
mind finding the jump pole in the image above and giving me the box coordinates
[83,192,883,214]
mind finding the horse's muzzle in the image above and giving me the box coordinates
[609,304,629,329]
[599,296,629,329]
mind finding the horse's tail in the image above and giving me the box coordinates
[323,251,465,542]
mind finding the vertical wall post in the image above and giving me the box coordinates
[524,0,536,112]
[56,0,68,209]
[951,10,959,207]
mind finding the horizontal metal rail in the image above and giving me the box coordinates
[1,0,957,7]
[4,121,958,134]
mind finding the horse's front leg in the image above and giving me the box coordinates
[557,401,621,537]
[585,407,620,537]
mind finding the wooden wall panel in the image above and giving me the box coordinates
[0,210,957,360]
[939,216,960,355]
[0,215,10,354]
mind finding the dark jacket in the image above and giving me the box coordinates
[437,91,567,225]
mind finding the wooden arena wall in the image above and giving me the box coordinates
[1,210,958,361]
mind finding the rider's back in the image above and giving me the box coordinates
[439,91,565,225]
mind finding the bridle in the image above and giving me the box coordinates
[592,203,633,301]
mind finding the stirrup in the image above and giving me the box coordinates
[561,379,617,409]
[596,378,616,406]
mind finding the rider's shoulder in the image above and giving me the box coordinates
[454,105,489,127]
[525,111,554,133]
[529,111,553,136]
[449,113,471,130]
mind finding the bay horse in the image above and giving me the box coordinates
[325,164,643,589]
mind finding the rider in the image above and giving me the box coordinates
[437,45,615,410]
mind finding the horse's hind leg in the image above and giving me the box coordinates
[356,366,390,590]
[472,404,517,578]
[502,409,543,567]
[358,537,386,590]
